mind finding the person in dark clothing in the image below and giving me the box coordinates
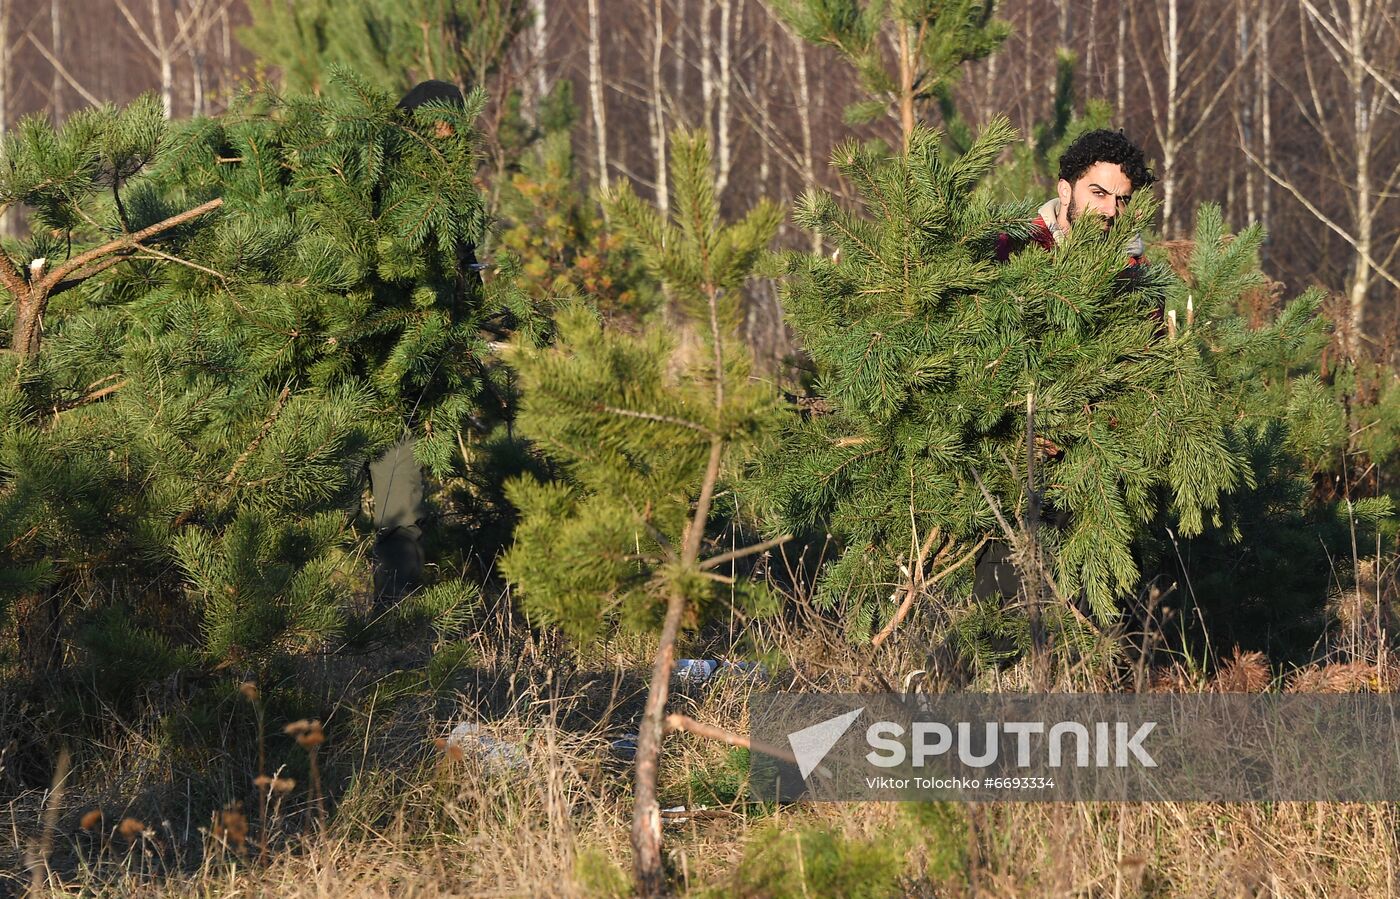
[973,129,1157,604]
[370,80,481,605]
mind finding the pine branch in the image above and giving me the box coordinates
[596,404,718,438]
[51,256,131,297]
[133,242,229,284]
[868,534,988,649]
[664,714,806,769]
[224,385,294,486]
[12,198,225,359]
[970,467,1098,635]
[698,534,794,571]
[41,198,225,292]
[681,438,725,565]
[53,379,129,414]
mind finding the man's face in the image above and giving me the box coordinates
[1057,161,1133,233]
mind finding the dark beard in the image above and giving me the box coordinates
[1067,194,1112,232]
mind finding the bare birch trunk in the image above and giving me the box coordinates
[1161,0,1180,234]
[757,54,770,191]
[191,48,205,117]
[1024,3,1036,143]
[1347,0,1372,341]
[713,0,735,198]
[50,0,63,120]
[700,0,713,124]
[151,0,173,117]
[649,0,668,216]
[531,0,548,112]
[1239,0,1256,225]
[982,46,998,125]
[1116,9,1126,114]
[672,0,685,94]
[898,23,915,149]
[0,0,8,236]
[587,0,610,192]
[1086,0,1098,92]
[1258,0,1271,234]
[0,0,7,143]
[792,29,820,252]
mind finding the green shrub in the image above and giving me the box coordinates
[574,846,633,898]
[730,825,906,899]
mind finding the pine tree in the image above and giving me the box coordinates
[770,0,1008,147]
[0,73,518,688]
[752,121,1246,648]
[937,50,1115,204]
[493,82,660,324]
[242,0,529,97]
[500,129,783,897]
[0,95,225,672]
[1151,205,1396,660]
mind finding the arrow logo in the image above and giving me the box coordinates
[787,707,864,779]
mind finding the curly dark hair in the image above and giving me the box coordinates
[1058,129,1156,191]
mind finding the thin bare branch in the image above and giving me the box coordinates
[699,533,793,571]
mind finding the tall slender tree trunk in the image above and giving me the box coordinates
[700,0,713,125]
[649,0,668,216]
[898,23,915,149]
[630,586,686,898]
[672,0,685,94]
[1160,0,1181,234]
[1024,2,1036,143]
[1085,0,1099,93]
[792,30,820,252]
[1347,0,1372,342]
[49,0,63,120]
[191,50,205,117]
[531,0,548,114]
[1116,9,1126,114]
[151,0,174,118]
[713,0,735,197]
[981,46,998,125]
[587,0,610,192]
[0,0,8,236]
[757,35,770,190]
[1258,0,1271,236]
[1239,0,1256,226]
[631,433,726,897]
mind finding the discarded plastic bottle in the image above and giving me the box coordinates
[673,659,767,684]
[610,733,639,760]
[447,722,528,771]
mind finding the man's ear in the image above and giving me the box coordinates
[1057,178,1073,208]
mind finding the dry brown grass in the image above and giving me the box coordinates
[7,553,1400,898]
[10,653,1400,898]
